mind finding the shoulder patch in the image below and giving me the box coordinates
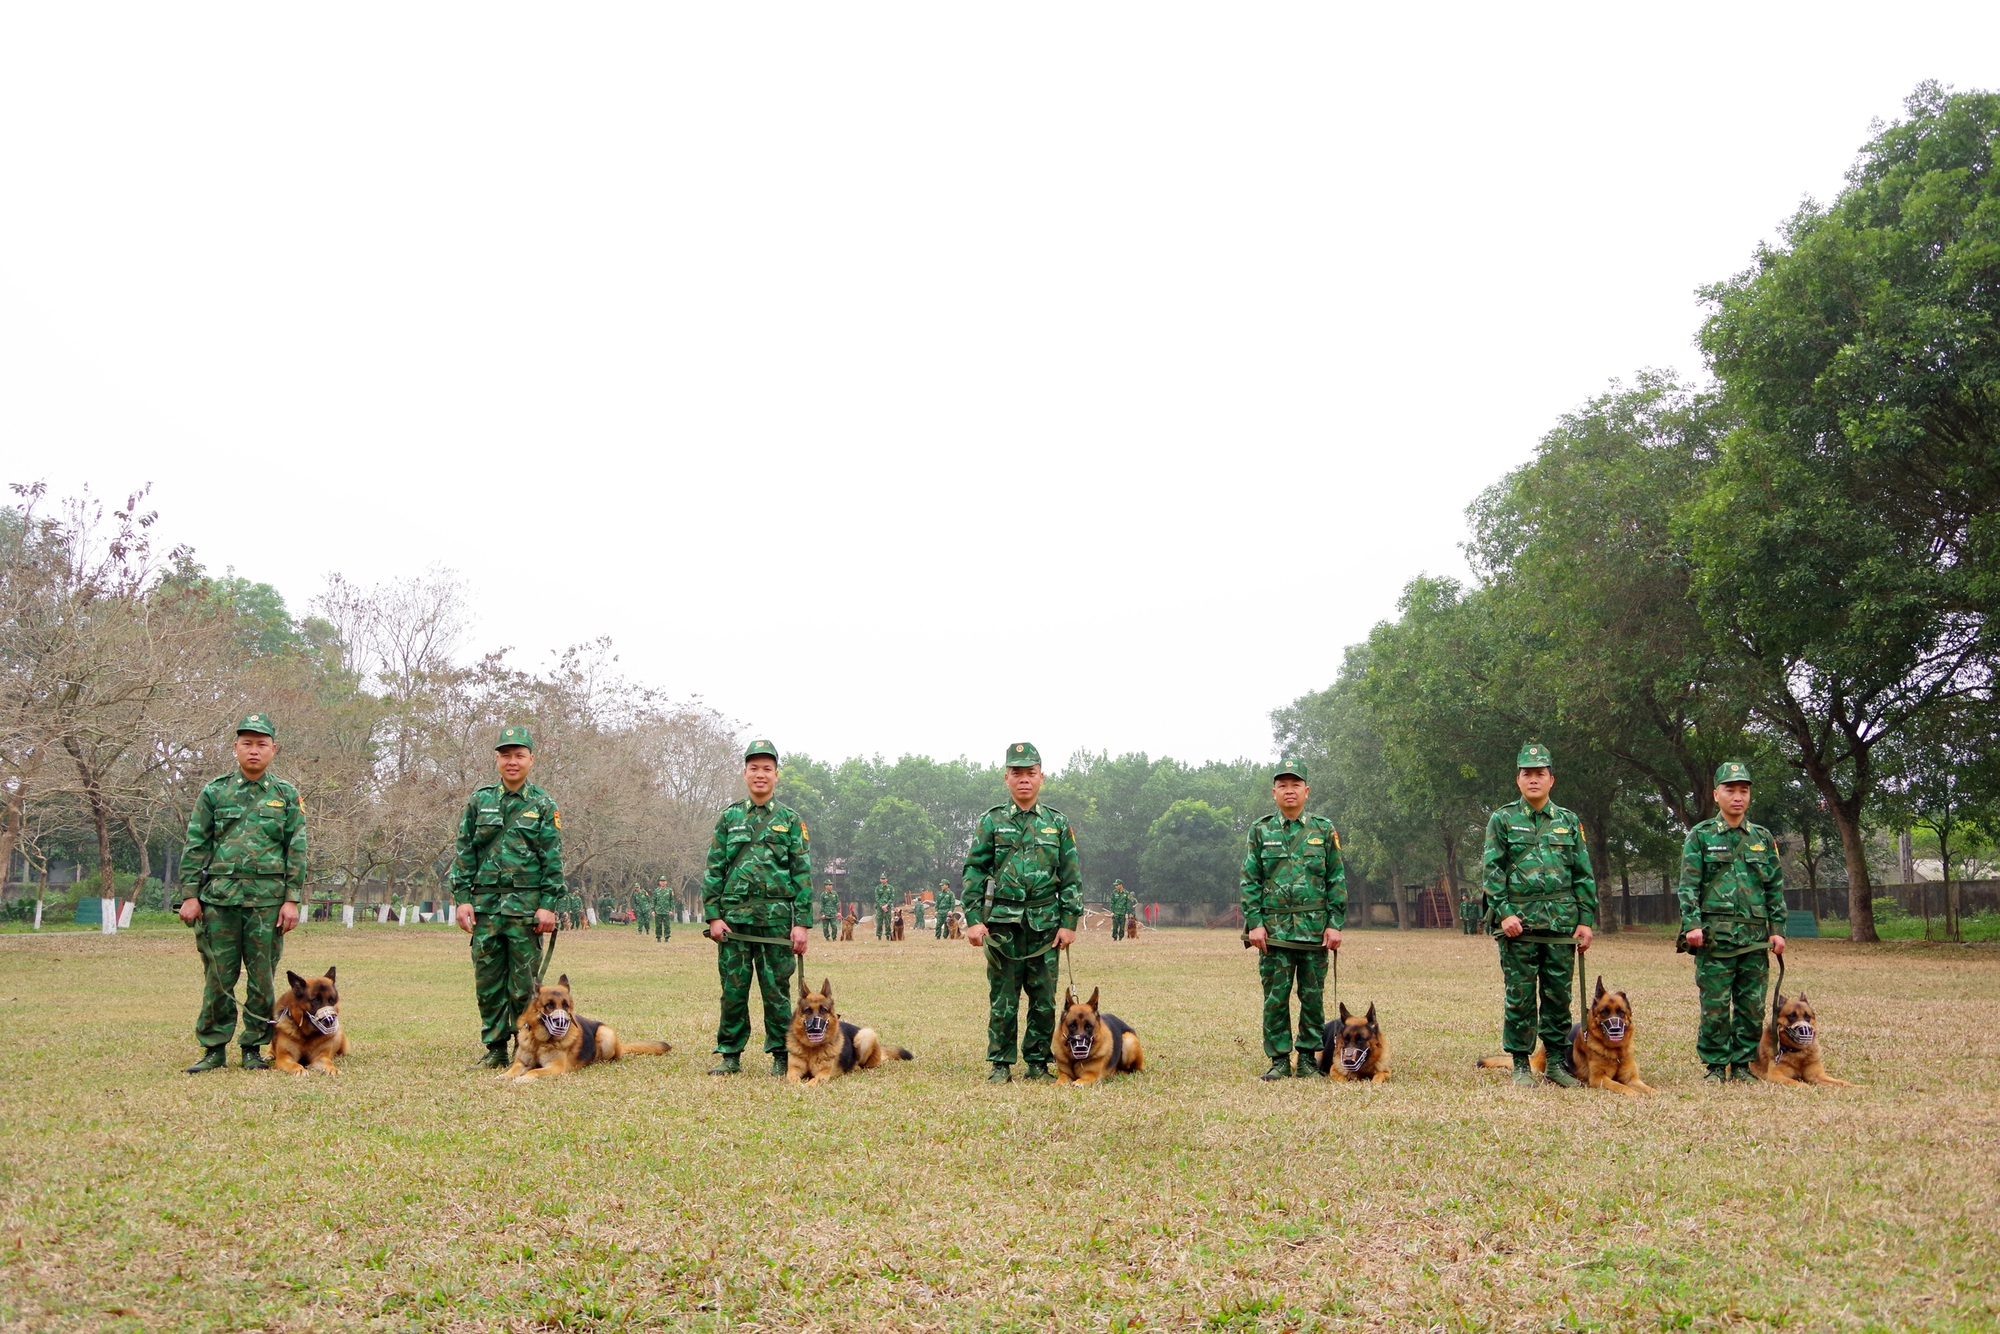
[552,810,562,830]
[798,819,808,842]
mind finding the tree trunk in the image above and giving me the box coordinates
[118,815,151,915]
[1619,859,1632,928]
[1585,814,1615,933]
[0,785,24,896]
[1829,798,1878,942]
[1800,829,1822,922]
[1389,864,1410,931]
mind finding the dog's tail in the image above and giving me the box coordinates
[1474,1054,1512,1069]
[888,1044,913,1061]
[624,1040,672,1056]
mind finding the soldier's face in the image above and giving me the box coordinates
[234,732,276,779]
[1006,764,1043,808]
[1715,781,1751,823]
[496,745,535,788]
[744,757,778,802]
[1516,767,1553,805]
[1272,777,1309,817]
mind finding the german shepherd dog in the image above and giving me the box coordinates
[1314,1001,1388,1082]
[945,911,964,940]
[786,977,911,1085]
[891,909,906,942]
[840,913,857,941]
[1752,992,1858,1086]
[1477,977,1653,1094]
[1054,987,1143,1085]
[502,974,671,1081]
[272,967,348,1074]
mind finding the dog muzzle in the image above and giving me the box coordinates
[803,1015,830,1045]
[1600,1016,1627,1044]
[1338,1046,1369,1074]
[1067,1032,1095,1060]
[541,1010,572,1039]
[1785,1020,1815,1046]
[308,1006,340,1037]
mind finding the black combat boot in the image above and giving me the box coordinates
[469,1045,511,1070]
[1511,1054,1537,1088]
[184,1046,228,1074]
[1261,1056,1293,1081]
[1021,1063,1055,1082]
[707,1053,742,1076]
[1703,1064,1729,1084]
[986,1063,1012,1083]
[770,1052,787,1078]
[1728,1063,1757,1083]
[240,1047,271,1071]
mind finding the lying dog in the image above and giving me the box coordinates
[502,974,671,1081]
[1314,1001,1388,1082]
[840,913,856,941]
[1752,991,1858,1086]
[786,977,911,1085]
[1478,977,1652,1093]
[1054,987,1143,1085]
[272,967,348,1074]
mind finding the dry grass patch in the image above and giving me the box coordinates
[0,922,1993,1331]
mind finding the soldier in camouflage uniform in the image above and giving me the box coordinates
[1459,890,1485,935]
[1678,762,1788,1083]
[872,874,895,940]
[451,726,564,1068]
[703,739,813,1076]
[913,893,927,934]
[817,881,840,941]
[655,879,673,940]
[633,886,651,935]
[177,713,306,1072]
[1109,880,1134,940]
[1240,761,1346,1079]
[962,742,1082,1082]
[933,880,956,938]
[1483,742,1596,1088]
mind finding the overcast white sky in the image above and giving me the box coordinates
[4,7,1996,768]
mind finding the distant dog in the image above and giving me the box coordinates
[272,967,348,1074]
[1127,916,1140,939]
[1477,977,1653,1094]
[891,909,906,942]
[1752,991,1858,1086]
[786,977,911,1085]
[502,974,670,1082]
[840,913,856,941]
[946,911,964,940]
[1314,1001,1388,1082]
[1054,987,1143,1085]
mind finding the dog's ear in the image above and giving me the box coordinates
[287,971,308,995]
[821,978,832,1002]
[1338,1001,1352,1021]
[1797,992,1808,1006]
[557,973,569,989]
[1594,976,1606,1002]
[800,976,811,1000]
[1618,990,1630,1006]
[1065,987,1076,1008]
[1365,1001,1377,1026]
[325,965,336,984]
[1087,986,1099,1012]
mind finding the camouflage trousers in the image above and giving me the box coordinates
[1498,937,1575,1056]
[194,902,286,1049]
[1111,914,1126,940]
[983,924,1060,1066]
[471,913,541,1049]
[715,935,796,1055]
[1257,945,1327,1059]
[656,913,671,941]
[635,910,650,934]
[1695,947,1768,1067]
[821,916,838,941]
[876,910,891,940]
[914,904,926,931]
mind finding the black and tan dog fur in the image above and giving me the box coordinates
[1315,1001,1388,1082]
[1054,987,1143,1085]
[1479,977,1653,1094]
[1752,992,1858,1086]
[502,974,670,1082]
[272,967,349,1074]
[786,977,911,1085]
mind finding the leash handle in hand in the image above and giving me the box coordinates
[1766,948,1785,1041]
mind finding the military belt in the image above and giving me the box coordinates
[1502,888,1577,901]
[1242,934,1327,952]
[982,927,1059,963]
[1505,930,1581,946]
[709,927,795,947]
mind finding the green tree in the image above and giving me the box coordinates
[1137,799,1237,902]
[851,795,944,891]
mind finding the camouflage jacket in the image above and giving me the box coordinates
[1240,812,1347,942]
[450,782,565,915]
[1482,798,1597,935]
[1109,888,1134,917]
[702,800,813,930]
[1676,816,1786,951]
[872,880,896,908]
[181,770,307,906]
[817,887,841,921]
[934,885,958,915]
[962,802,1082,934]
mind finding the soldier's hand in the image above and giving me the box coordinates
[1573,924,1593,950]
[1245,925,1269,953]
[456,904,476,933]
[278,902,300,934]
[1684,927,1704,949]
[965,923,988,947]
[1501,915,1523,938]
[178,897,203,925]
[534,908,557,935]
[1055,928,1076,950]
[1769,934,1785,956]
[1324,927,1341,952]
[707,918,730,943]
[790,925,809,955]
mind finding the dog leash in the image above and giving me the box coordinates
[1765,948,1786,1045]
[535,927,559,983]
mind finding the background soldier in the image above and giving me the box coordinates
[1459,889,1486,935]
[656,878,673,941]
[633,884,652,935]
[1240,760,1346,1079]
[873,874,895,940]
[1109,879,1134,940]
[1678,762,1788,1083]
[451,726,563,1068]
[933,880,957,938]
[1483,742,1596,1088]
[818,880,840,941]
[703,740,812,1076]
[962,742,1081,1083]
[177,713,305,1073]
[913,892,927,934]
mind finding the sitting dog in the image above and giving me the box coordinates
[891,909,906,942]
[840,913,857,941]
[1054,987,1143,1085]
[502,974,670,1081]
[945,911,964,940]
[1314,1001,1388,1082]
[272,967,348,1074]
[1752,991,1858,1086]
[786,977,911,1085]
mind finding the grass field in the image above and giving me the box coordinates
[0,921,1994,1333]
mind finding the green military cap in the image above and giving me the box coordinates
[496,725,534,751]
[743,738,778,762]
[1273,758,1309,782]
[1113,879,1124,886]
[235,712,276,737]
[1715,761,1753,785]
[1005,741,1042,768]
[1516,742,1553,769]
